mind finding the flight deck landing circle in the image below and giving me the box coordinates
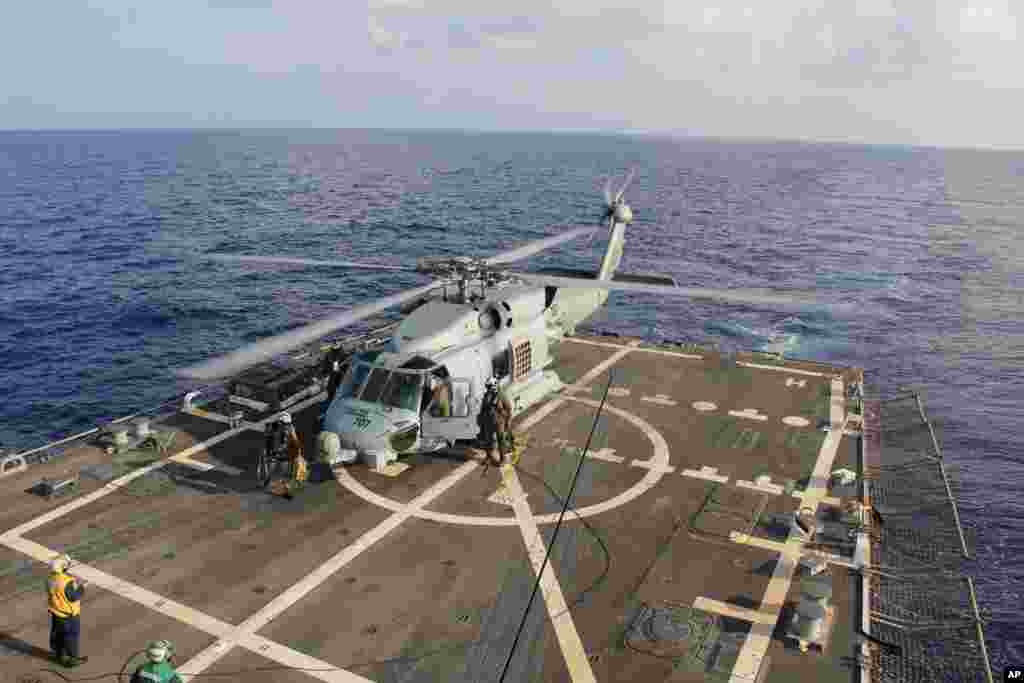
[334,398,671,526]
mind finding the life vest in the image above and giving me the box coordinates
[286,429,303,461]
[133,660,180,683]
[47,571,80,618]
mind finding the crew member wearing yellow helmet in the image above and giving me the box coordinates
[47,554,88,667]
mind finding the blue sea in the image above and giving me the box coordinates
[1,129,1021,669]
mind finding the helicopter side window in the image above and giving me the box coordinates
[358,368,392,403]
[339,363,372,400]
[381,372,423,412]
[450,381,470,418]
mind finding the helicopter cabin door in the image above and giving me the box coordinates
[420,378,479,441]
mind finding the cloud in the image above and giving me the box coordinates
[3,1,1022,146]
[369,14,408,52]
[365,1,1022,87]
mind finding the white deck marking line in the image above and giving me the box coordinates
[170,454,244,477]
[180,459,480,679]
[501,466,597,683]
[681,467,729,484]
[629,459,676,474]
[735,479,784,495]
[494,342,642,683]
[737,361,826,377]
[1,535,236,637]
[729,378,844,683]
[0,392,327,541]
[0,538,369,683]
[520,341,640,432]
[238,634,370,683]
[729,408,768,421]
[333,397,669,526]
[561,336,703,359]
[0,427,243,541]
[160,347,641,680]
[587,448,624,464]
[641,394,677,406]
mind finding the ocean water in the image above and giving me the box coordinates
[1,129,1021,669]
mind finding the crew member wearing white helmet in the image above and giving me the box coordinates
[47,554,89,667]
[130,640,182,683]
[479,377,513,465]
[282,412,308,486]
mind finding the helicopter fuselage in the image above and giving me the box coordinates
[317,281,596,468]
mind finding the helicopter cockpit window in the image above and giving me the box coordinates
[358,368,392,403]
[380,372,423,413]
[339,362,372,400]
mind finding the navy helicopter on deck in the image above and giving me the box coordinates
[177,172,818,470]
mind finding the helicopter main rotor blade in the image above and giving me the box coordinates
[176,279,448,381]
[201,253,418,272]
[510,273,832,310]
[483,227,598,266]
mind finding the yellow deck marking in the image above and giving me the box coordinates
[693,596,777,625]
[792,492,842,507]
[729,378,844,682]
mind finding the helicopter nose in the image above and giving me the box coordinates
[319,429,392,465]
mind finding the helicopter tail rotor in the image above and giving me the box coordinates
[602,167,636,225]
[614,167,636,204]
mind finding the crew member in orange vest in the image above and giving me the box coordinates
[47,554,89,668]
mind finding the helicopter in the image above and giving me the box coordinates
[178,171,821,470]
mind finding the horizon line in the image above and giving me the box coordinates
[0,126,1020,153]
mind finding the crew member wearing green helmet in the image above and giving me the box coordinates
[130,640,182,683]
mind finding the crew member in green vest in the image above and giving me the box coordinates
[480,377,513,465]
[130,640,183,683]
[47,553,88,667]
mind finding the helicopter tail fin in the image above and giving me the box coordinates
[596,213,626,282]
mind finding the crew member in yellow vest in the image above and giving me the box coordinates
[47,554,89,668]
[282,413,307,485]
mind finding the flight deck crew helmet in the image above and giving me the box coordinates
[49,554,72,573]
[279,412,292,425]
[485,377,498,390]
[146,640,173,663]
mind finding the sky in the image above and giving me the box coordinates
[1,0,1021,148]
